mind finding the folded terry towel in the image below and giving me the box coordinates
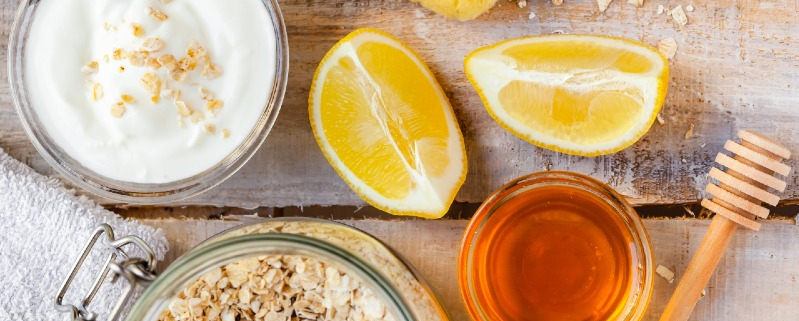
[0,148,169,320]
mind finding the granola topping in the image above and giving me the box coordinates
[91,83,104,101]
[142,37,166,52]
[121,94,136,104]
[111,101,126,118]
[149,7,169,21]
[131,23,146,37]
[81,61,99,74]
[84,20,225,129]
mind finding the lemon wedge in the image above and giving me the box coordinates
[309,28,467,218]
[465,35,669,156]
[411,0,499,21]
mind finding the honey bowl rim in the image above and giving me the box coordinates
[457,171,654,321]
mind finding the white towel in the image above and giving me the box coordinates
[0,148,169,320]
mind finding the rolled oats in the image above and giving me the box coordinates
[129,50,150,67]
[174,100,193,117]
[199,87,215,101]
[142,37,166,52]
[189,111,206,124]
[149,7,169,21]
[658,37,678,59]
[178,57,197,71]
[121,94,136,104]
[187,41,208,61]
[656,264,675,283]
[131,23,146,37]
[156,221,446,321]
[113,48,127,60]
[671,5,688,26]
[205,99,224,115]
[202,63,223,79]
[140,72,163,97]
[627,0,643,7]
[111,102,126,118]
[157,54,178,70]
[147,56,163,70]
[597,0,612,12]
[91,83,104,101]
[158,254,396,321]
[82,61,99,74]
[221,221,444,321]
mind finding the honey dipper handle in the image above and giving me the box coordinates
[659,215,739,321]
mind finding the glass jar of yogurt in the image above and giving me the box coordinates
[56,218,449,321]
[9,0,288,203]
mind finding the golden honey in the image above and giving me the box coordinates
[459,172,653,321]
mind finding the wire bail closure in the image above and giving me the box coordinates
[55,224,158,321]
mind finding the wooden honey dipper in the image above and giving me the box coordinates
[659,130,792,321]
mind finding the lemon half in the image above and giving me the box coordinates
[309,28,467,218]
[465,35,669,156]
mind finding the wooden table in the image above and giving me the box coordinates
[2,0,798,320]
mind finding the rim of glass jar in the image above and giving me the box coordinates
[458,171,654,321]
[126,233,417,321]
[7,0,289,204]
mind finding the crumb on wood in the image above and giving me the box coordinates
[658,37,678,59]
[672,5,688,26]
[528,12,537,19]
[656,265,676,283]
[552,0,563,5]
[684,123,694,139]
[686,4,694,12]
[518,0,527,8]
[657,4,664,14]
[598,0,612,12]
[656,113,666,126]
[627,0,643,7]
[683,205,696,217]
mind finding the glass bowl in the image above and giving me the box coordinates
[7,0,288,204]
[458,171,654,321]
[126,218,450,321]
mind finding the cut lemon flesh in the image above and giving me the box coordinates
[310,28,467,218]
[411,0,499,21]
[465,35,669,156]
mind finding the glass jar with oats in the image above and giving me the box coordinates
[117,218,448,321]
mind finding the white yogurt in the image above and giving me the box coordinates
[26,0,277,183]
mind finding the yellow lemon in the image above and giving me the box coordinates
[411,0,499,21]
[309,28,467,218]
[465,35,669,156]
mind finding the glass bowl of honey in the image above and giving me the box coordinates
[458,171,653,321]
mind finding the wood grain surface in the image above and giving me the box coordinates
[0,0,797,208]
[148,218,799,321]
